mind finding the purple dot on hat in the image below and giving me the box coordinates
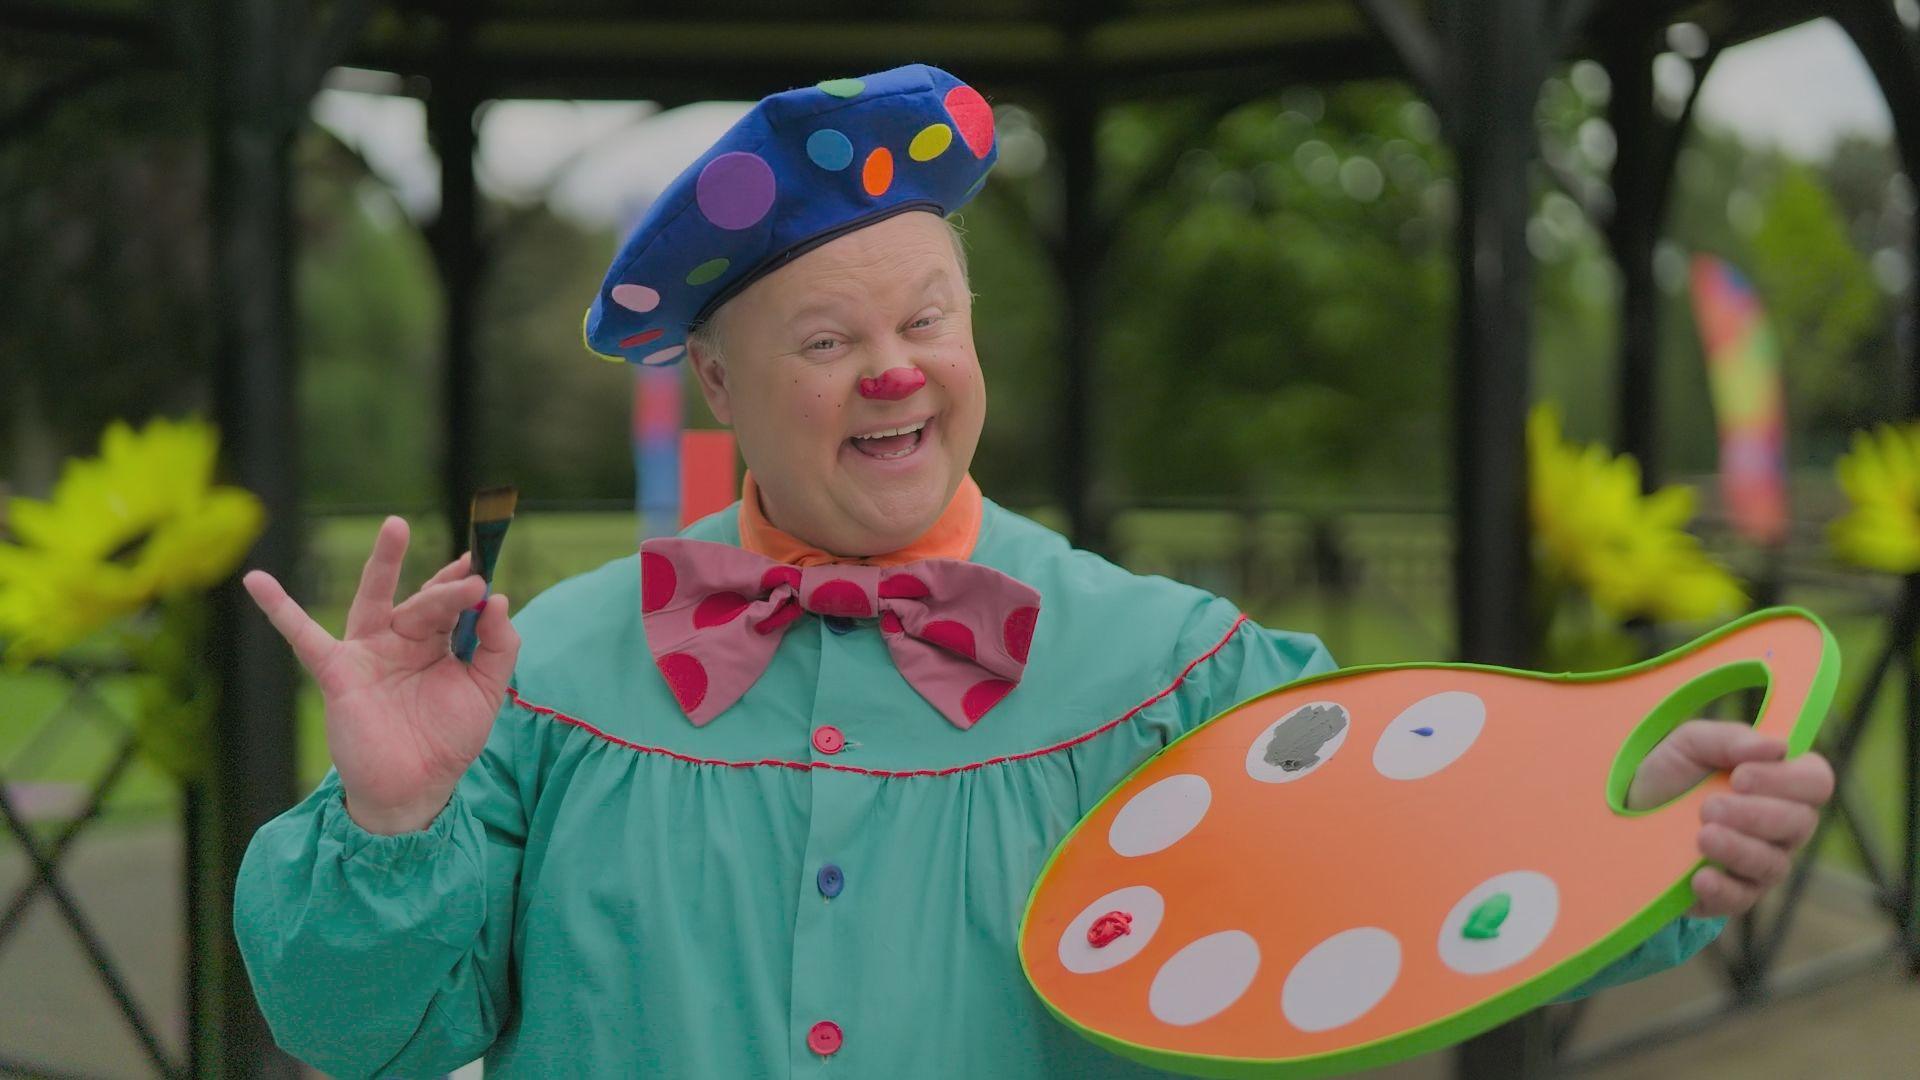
[641,344,686,366]
[697,152,777,231]
[610,283,660,313]
[807,129,855,172]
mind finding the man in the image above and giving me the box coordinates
[234,64,1833,1078]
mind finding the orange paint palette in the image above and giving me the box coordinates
[1020,608,1839,1078]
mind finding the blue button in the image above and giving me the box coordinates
[817,863,845,898]
[823,615,857,635]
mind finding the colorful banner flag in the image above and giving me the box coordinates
[1689,255,1789,546]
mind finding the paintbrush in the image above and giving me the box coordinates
[451,485,518,663]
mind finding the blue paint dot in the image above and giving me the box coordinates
[1765,649,1775,659]
[807,129,854,172]
[1412,726,1435,737]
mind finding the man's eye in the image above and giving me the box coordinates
[806,338,839,351]
[910,315,940,329]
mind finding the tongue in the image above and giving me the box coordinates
[853,432,918,457]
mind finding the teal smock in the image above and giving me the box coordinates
[234,500,1722,1078]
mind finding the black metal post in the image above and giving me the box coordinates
[1444,0,1550,1072]
[428,27,483,564]
[1603,27,1661,482]
[207,0,305,1071]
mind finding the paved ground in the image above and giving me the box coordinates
[1,825,1913,1078]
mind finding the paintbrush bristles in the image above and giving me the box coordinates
[469,485,519,523]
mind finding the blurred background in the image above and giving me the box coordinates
[2,1,1918,1077]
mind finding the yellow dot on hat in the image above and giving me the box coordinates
[909,123,954,162]
[686,258,730,285]
[818,78,865,98]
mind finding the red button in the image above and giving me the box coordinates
[812,725,846,755]
[807,1019,843,1056]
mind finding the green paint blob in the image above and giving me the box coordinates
[1462,892,1512,940]
[685,257,730,285]
[818,78,866,98]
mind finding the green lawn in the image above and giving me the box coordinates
[2,508,1911,883]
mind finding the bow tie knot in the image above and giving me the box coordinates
[641,538,1042,730]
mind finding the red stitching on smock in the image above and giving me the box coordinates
[506,615,1249,779]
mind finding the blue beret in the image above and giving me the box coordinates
[584,63,999,366]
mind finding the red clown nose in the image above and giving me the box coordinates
[859,367,927,400]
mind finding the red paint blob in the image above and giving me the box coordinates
[962,678,1017,724]
[1087,910,1133,948]
[693,591,752,628]
[879,573,930,600]
[920,618,977,659]
[1004,606,1039,664]
[808,579,873,618]
[641,552,676,613]
[657,652,708,713]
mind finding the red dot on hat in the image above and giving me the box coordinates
[694,591,752,628]
[862,147,894,198]
[944,84,995,159]
[1004,606,1038,664]
[658,652,708,713]
[921,619,977,659]
[619,328,664,349]
[879,574,930,599]
[809,579,873,618]
[962,678,1016,724]
[761,565,802,593]
[642,552,676,613]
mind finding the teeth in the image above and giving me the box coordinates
[853,420,928,441]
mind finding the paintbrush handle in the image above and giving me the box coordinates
[451,595,487,662]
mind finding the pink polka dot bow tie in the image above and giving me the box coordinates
[640,538,1042,730]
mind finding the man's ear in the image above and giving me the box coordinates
[687,337,733,426]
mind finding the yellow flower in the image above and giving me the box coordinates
[0,417,264,664]
[1529,405,1746,623]
[1830,422,1920,573]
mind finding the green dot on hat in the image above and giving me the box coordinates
[686,258,730,286]
[817,78,865,98]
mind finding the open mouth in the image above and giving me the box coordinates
[848,417,931,461]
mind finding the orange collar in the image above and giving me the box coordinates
[738,472,983,567]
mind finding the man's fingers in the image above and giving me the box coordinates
[1699,823,1792,887]
[345,516,409,639]
[423,550,474,590]
[1701,793,1820,849]
[468,594,521,690]
[389,576,488,642]
[1689,865,1761,918]
[242,570,339,677]
[1666,720,1786,771]
[1732,753,1836,806]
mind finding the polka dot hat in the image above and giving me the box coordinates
[584,64,999,366]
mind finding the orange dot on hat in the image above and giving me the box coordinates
[909,123,954,162]
[862,147,894,197]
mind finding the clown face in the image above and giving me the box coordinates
[688,210,986,558]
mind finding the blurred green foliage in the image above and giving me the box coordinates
[1,63,1905,513]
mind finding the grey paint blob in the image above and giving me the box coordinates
[1263,703,1350,773]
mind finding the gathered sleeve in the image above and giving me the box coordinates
[232,686,539,1079]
